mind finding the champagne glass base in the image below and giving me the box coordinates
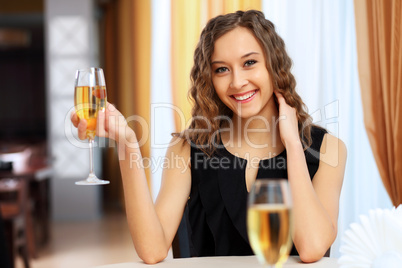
[75,174,110,185]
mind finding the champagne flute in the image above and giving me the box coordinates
[74,67,109,185]
[247,179,293,267]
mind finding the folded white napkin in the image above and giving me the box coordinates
[338,205,402,268]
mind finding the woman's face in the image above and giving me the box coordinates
[211,27,276,119]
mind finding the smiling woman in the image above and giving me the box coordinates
[169,11,346,262]
[183,11,316,156]
[71,9,346,264]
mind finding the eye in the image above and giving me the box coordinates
[244,60,257,67]
[214,67,229,73]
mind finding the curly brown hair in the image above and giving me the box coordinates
[175,10,314,156]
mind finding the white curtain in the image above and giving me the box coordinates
[262,0,392,257]
[150,0,174,200]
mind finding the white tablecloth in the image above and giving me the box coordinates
[94,256,339,268]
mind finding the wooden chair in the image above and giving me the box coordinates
[0,143,43,258]
[0,178,30,268]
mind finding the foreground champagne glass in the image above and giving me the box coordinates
[247,179,293,268]
[74,67,109,185]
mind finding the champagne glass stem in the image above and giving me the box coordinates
[88,138,95,178]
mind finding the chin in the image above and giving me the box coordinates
[233,109,262,119]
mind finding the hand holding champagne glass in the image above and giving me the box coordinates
[74,67,109,185]
[247,179,293,267]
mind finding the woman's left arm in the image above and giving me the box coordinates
[275,92,347,263]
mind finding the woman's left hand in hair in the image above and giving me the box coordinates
[274,91,301,148]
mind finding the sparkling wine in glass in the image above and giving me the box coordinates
[74,67,109,185]
[247,179,293,267]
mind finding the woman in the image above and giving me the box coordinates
[71,10,346,264]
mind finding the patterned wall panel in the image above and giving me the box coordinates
[45,0,101,220]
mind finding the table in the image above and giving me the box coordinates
[0,142,52,257]
[95,256,339,268]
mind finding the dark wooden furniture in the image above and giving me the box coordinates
[0,142,52,260]
[0,178,30,268]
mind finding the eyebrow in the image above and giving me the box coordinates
[211,52,260,65]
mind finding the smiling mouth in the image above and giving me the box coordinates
[232,90,258,101]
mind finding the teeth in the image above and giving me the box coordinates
[234,91,256,101]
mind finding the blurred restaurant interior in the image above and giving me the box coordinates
[0,0,141,267]
[1,0,401,267]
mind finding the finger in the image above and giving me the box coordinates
[107,102,116,112]
[105,102,118,132]
[71,111,80,128]
[77,118,88,140]
[97,109,107,138]
[275,91,293,109]
[274,91,286,103]
[103,102,113,131]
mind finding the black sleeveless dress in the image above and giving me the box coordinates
[186,126,327,257]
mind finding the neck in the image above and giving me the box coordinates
[230,103,281,148]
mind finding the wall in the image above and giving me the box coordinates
[45,0,102,221]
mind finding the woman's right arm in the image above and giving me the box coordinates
[71,103,191,264]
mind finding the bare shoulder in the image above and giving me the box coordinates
[320,133,347,169]
[165,136,191,165]
[312,133,347,195]
[159,135,192,183]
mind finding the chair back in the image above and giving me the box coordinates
[0,179,27,220]
[0,146,32,173]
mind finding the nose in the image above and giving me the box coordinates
[230,70,248,89]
